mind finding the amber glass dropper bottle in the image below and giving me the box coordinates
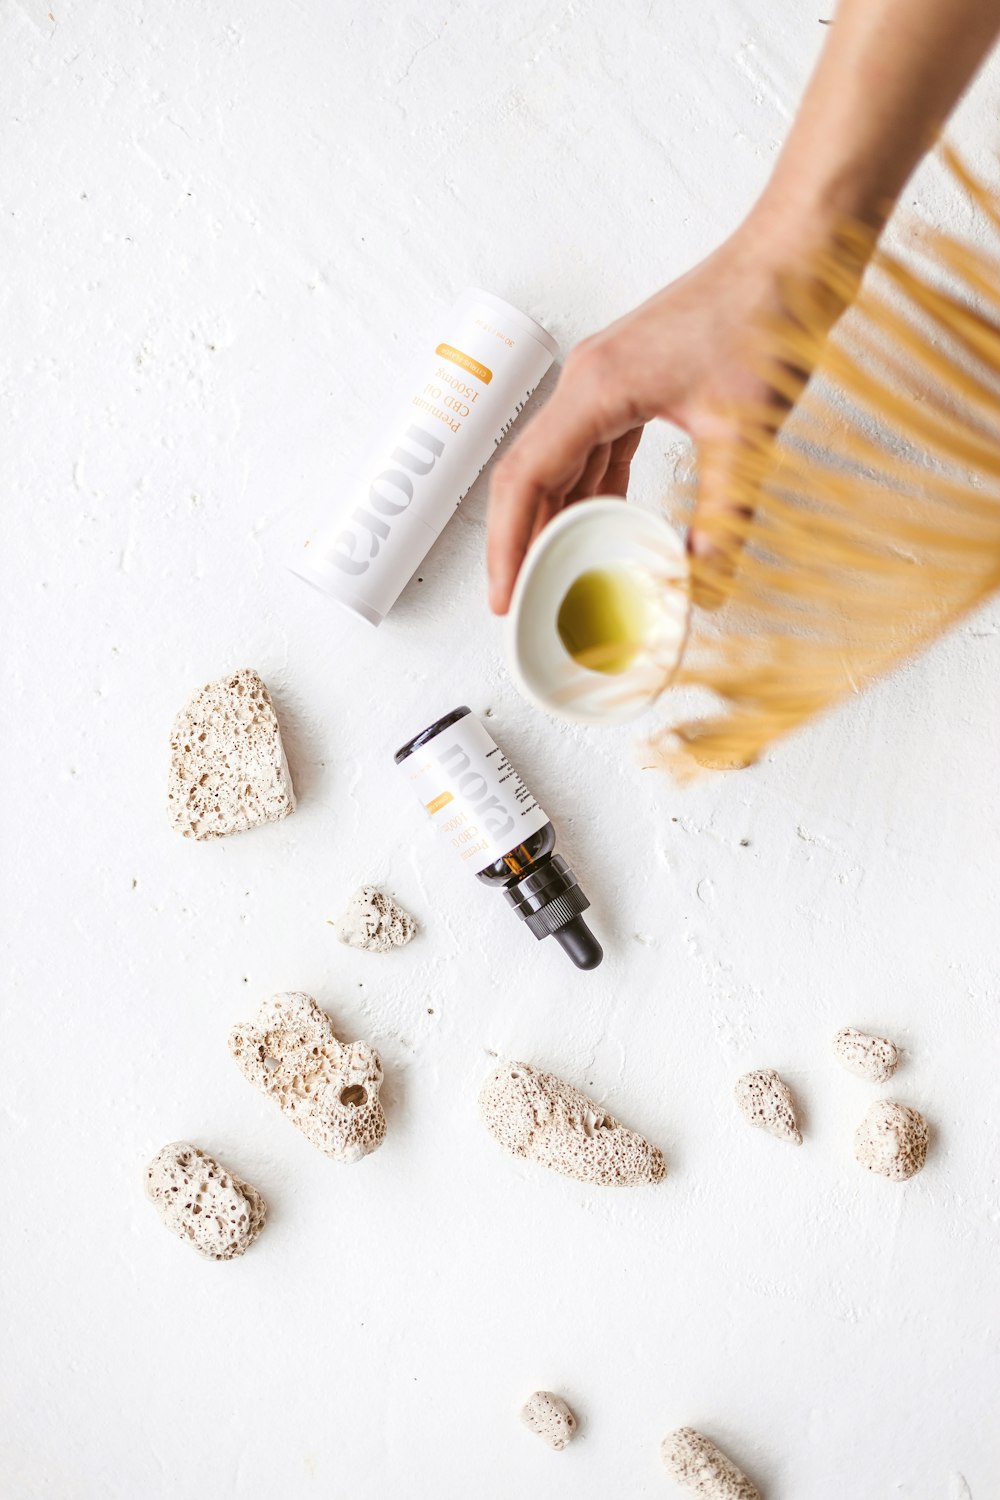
[395,706,603,970]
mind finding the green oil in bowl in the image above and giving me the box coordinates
[556,567,651,675]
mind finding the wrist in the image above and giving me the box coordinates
[747,164,892,250]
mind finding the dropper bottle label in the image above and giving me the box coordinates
[399,713,550,871]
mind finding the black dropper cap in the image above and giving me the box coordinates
[553,916,604,971]
[502,854,603,971]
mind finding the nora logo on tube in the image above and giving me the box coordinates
[288,289,558,627]
[327,423,445,578]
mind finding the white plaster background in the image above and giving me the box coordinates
[3,3,1000,1497]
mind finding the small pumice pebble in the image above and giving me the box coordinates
[833,1026,899,1082]
[334,885,416,952]
[520,1391,577,1450]
[734,1068,802,1144]
[145,1142,266,1261]
[661,1427,761,1499]
[854,1099,929,1180]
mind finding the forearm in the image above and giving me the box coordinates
[751,0,1000,238]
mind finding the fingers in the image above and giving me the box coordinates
[486,454,554,616]
[486,396,601,614]
[603,426,644,496]
[487,345,639,614]
[565,442,612,503]
[686,391,793,608]
[519,442,618,563]
[526,493,563,551]
[687,421,756,610]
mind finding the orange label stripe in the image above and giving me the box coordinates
[425,791,454,814]
[435,343,493,384]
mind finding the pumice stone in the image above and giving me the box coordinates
[479,1061,666,1186]
[167,667,295,840]
[520,1391,577,1450]
[334,885,416,952]
[833,1026,900,1083]
[734,1069,802,1144]
[145,1142,266,1261]
[229,992,386,1163]
[661,1427,761,1499]
[854,1099,929,1180]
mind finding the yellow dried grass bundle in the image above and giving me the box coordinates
[653,146,1000,776]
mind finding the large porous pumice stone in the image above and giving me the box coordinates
[661,1427,761,1499]
[734,1068,802,1144]
[854,1099,929,1181]
[229,992,386,1163]
[833,1026,900,1083]
[479,1061,666,1186]
[167,667,296,839]
[145,1142,266,1261]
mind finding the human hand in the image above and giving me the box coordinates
[486,212,849,614]
[486,0,1000,614]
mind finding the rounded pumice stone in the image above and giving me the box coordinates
[520,1391,577,1449]
[833,1026,900,1083]
[145,1142,266,1261]
[854,1099,929,1181]
[661,1426,761,1499]
[734,1068,802,1144]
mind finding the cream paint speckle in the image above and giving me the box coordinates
[4,3,1000,1497]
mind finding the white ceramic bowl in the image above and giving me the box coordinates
[505,498,690,725]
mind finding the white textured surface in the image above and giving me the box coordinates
[4,4,1000,1497]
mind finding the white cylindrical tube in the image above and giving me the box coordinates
[289,289,558,625]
